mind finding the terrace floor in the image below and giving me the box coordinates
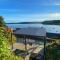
[13,43,39,50]
[13,43,44,60]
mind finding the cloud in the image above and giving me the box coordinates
[45,13,60,20]
[4,13,60,23]
[54,3,60,6]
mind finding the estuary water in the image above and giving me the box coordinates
[6,24,60,34]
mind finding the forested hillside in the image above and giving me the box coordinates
[42,20,60,25]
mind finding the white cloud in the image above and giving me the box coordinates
[45,13,60,20]
[4,13,60,23]
[54,3,60,5]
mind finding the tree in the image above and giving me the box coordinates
[0,16,6,27]
[0,16,23,60]
[0,27,23,60]
[42,20,60,25]
[0,27,11,60]
[5,28,16,49]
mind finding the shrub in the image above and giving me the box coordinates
[0,27,23,60]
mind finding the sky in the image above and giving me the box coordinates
[0,0,60,23]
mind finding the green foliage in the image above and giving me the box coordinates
[0,28,23,60]
[0,16,6,27]
[0,27,16,46]
[46,40,60,60]
[42,20,60,25]
[0,28,11,60]
[5,31,16,45]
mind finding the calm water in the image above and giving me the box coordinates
[7,24,60,34]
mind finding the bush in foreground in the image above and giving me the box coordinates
[0,27,23,60]
[45,40,60,60]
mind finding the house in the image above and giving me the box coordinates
[14,27,46,43]
[13,27,46,51]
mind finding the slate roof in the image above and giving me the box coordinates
[14,27,46,37]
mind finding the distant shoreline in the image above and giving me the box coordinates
[6,20,60,25]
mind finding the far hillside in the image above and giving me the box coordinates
[42,20,60,25]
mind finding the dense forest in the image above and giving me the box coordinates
[42,20,60,25]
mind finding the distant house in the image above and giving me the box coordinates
[14,27,46,42]
[13,27,46,51]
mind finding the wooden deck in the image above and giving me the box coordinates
[12,43,44,60]
[13,43,39,51]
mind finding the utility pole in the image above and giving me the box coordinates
[11,32,13,50]
[24,36,27,60]
[44,37,46,60]
[24,36,27,51]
